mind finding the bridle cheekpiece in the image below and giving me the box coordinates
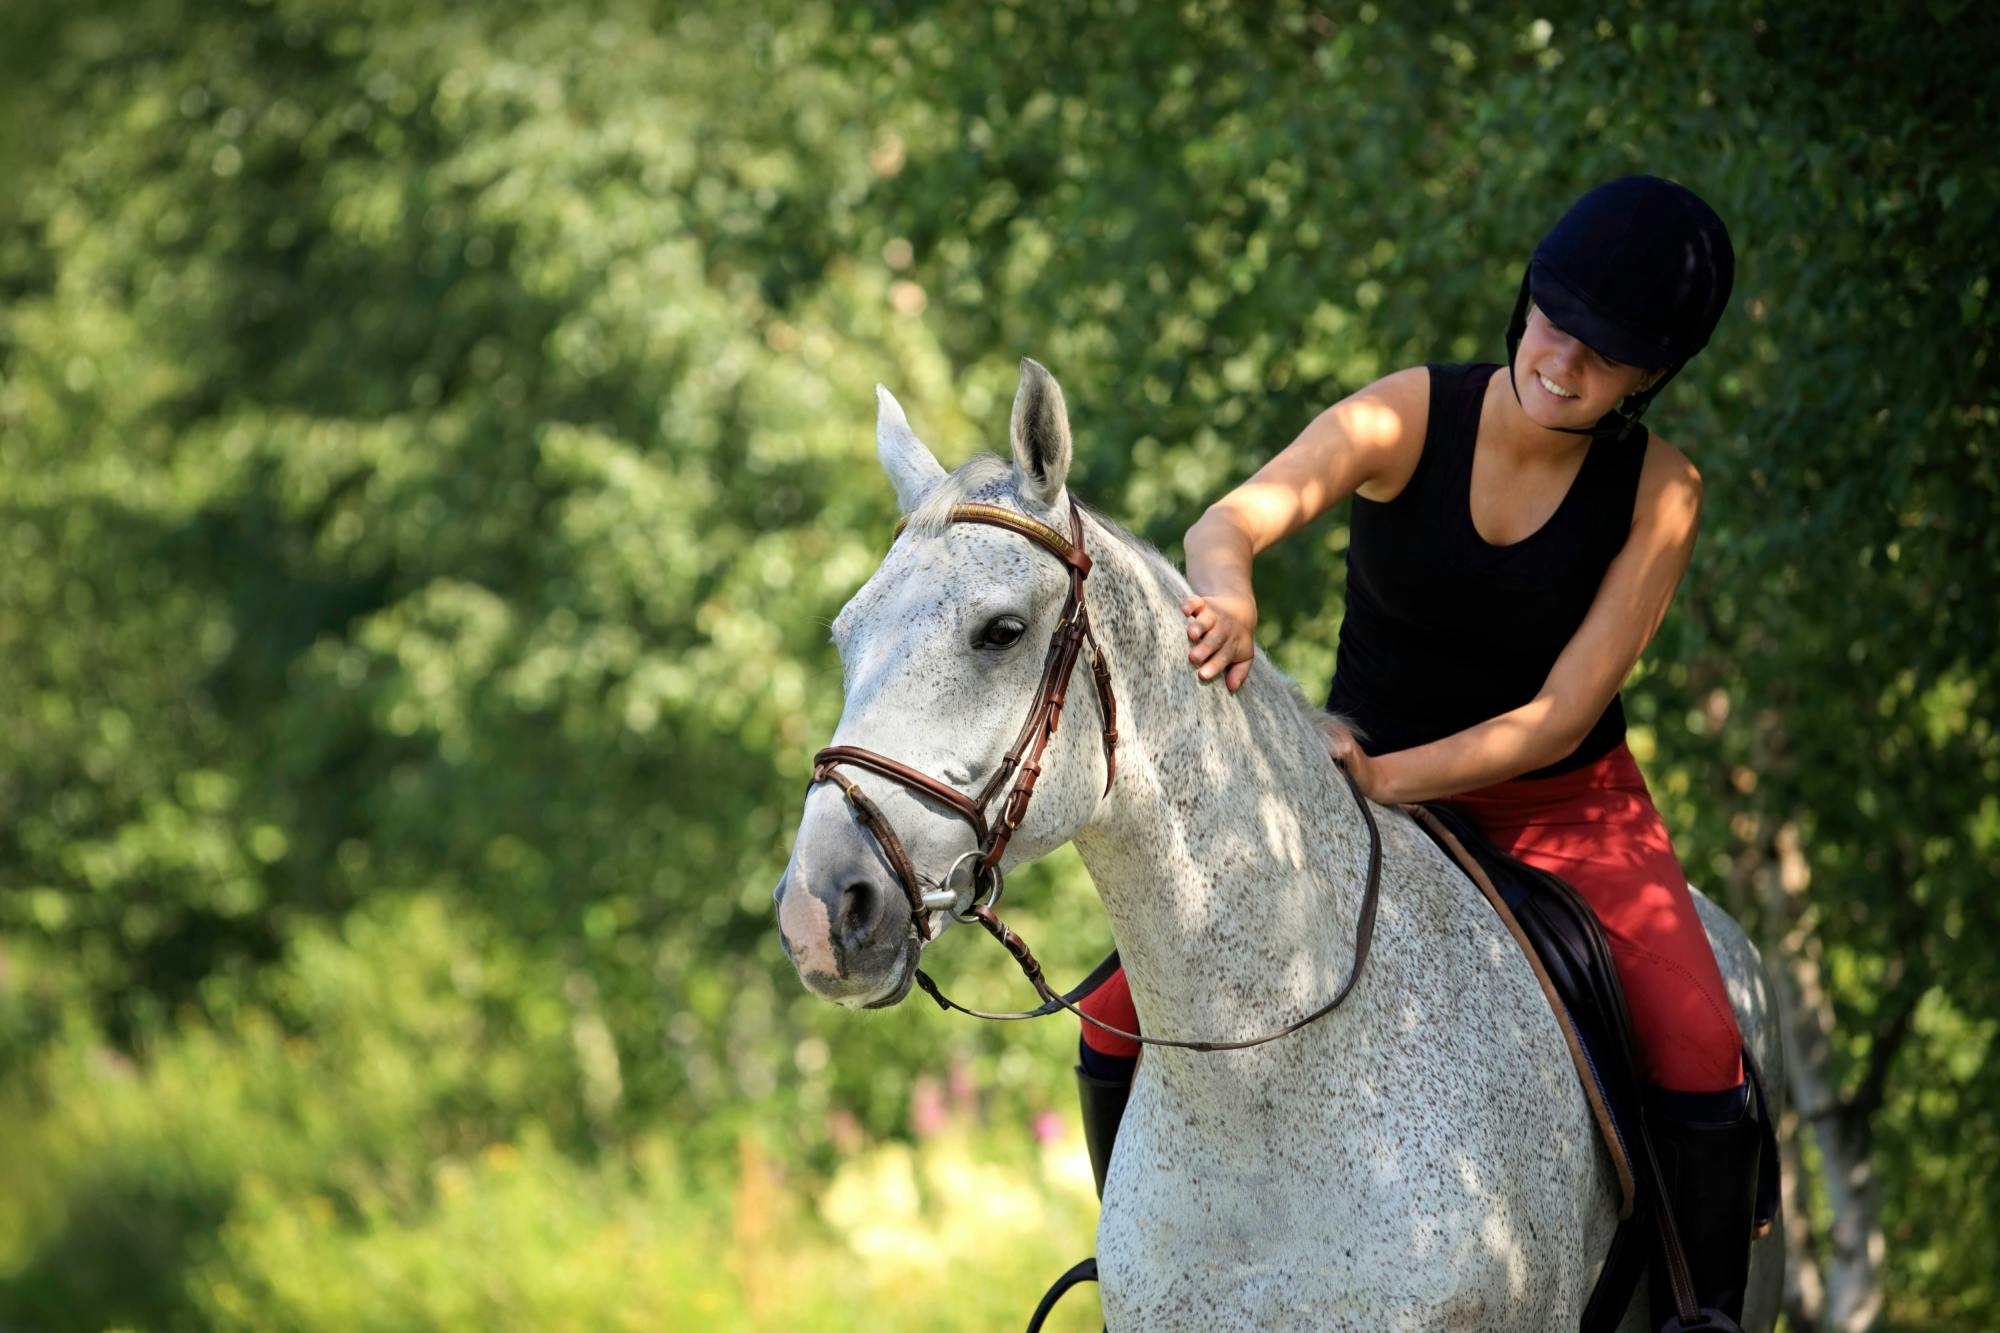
[810,499,1117,942]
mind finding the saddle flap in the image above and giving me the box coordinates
[1406,802,1649,1216]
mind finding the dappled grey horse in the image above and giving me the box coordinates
[774,360,1782,1330]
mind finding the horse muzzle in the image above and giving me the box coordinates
[773,821,920,1007]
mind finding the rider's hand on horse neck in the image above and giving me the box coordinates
[1181,591,1256,692]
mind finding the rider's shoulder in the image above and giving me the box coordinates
[1639,432,1702,491]
[1343,367,1431,502]
[1357,365,1431,415]
[1633,431,1703,534]
[1335,366,1431,451]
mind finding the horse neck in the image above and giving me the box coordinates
[1072,517,1374,1047]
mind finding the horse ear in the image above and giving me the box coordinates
[876,385,946,514]
[1009,358,1072,507]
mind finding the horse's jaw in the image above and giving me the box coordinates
[777,926,919,1011]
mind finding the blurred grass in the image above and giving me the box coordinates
[0,890,1104,1332]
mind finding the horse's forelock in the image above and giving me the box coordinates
[903,453,1018,537]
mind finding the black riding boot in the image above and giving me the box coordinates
[1647,1089,1761,1332]
[1074,1062,1131,1200]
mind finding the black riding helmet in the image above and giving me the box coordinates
[1505,175,1735,443]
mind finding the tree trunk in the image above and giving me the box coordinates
[1758,821,1886,1332]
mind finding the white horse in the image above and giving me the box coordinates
[774,360,1783,1331]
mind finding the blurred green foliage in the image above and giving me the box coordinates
[0,0,1993,1328]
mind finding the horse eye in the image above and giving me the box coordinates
[976,616,1027,649]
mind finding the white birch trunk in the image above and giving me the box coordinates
[1759,821,1886,1332]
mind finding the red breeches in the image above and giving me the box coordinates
[1078,742,1744,1092]
[1446,742,1743,1091]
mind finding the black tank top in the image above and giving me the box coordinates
[1325,362,1648,779]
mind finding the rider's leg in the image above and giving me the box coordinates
[1645,1082,1760,1328]
[1075,966,1139,1199]
[1449,742,1756,1325]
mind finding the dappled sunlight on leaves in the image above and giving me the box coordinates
[0,0,1994,1325]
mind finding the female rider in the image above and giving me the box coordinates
[1072,175,1758,1328]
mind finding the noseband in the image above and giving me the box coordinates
[810,497,1382,1052]
[811,500,1118,942]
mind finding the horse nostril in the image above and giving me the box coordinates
[837,878,881,942]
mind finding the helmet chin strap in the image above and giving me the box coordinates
[1504,267,1681,446]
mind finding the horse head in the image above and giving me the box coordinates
[774,359,1115,1008]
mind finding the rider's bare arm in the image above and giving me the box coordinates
[1182,367,1431,691]
[1361,436,1704,804]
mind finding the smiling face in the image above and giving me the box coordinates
[1512,304,1662,429]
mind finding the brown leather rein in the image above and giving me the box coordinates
[810,499,1383,1052]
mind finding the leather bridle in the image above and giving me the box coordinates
[810,498,1383,1051]
[812,500,1117,942]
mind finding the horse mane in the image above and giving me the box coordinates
[905,452,1362,756]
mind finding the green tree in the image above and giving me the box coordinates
[1,0,1993,1328]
